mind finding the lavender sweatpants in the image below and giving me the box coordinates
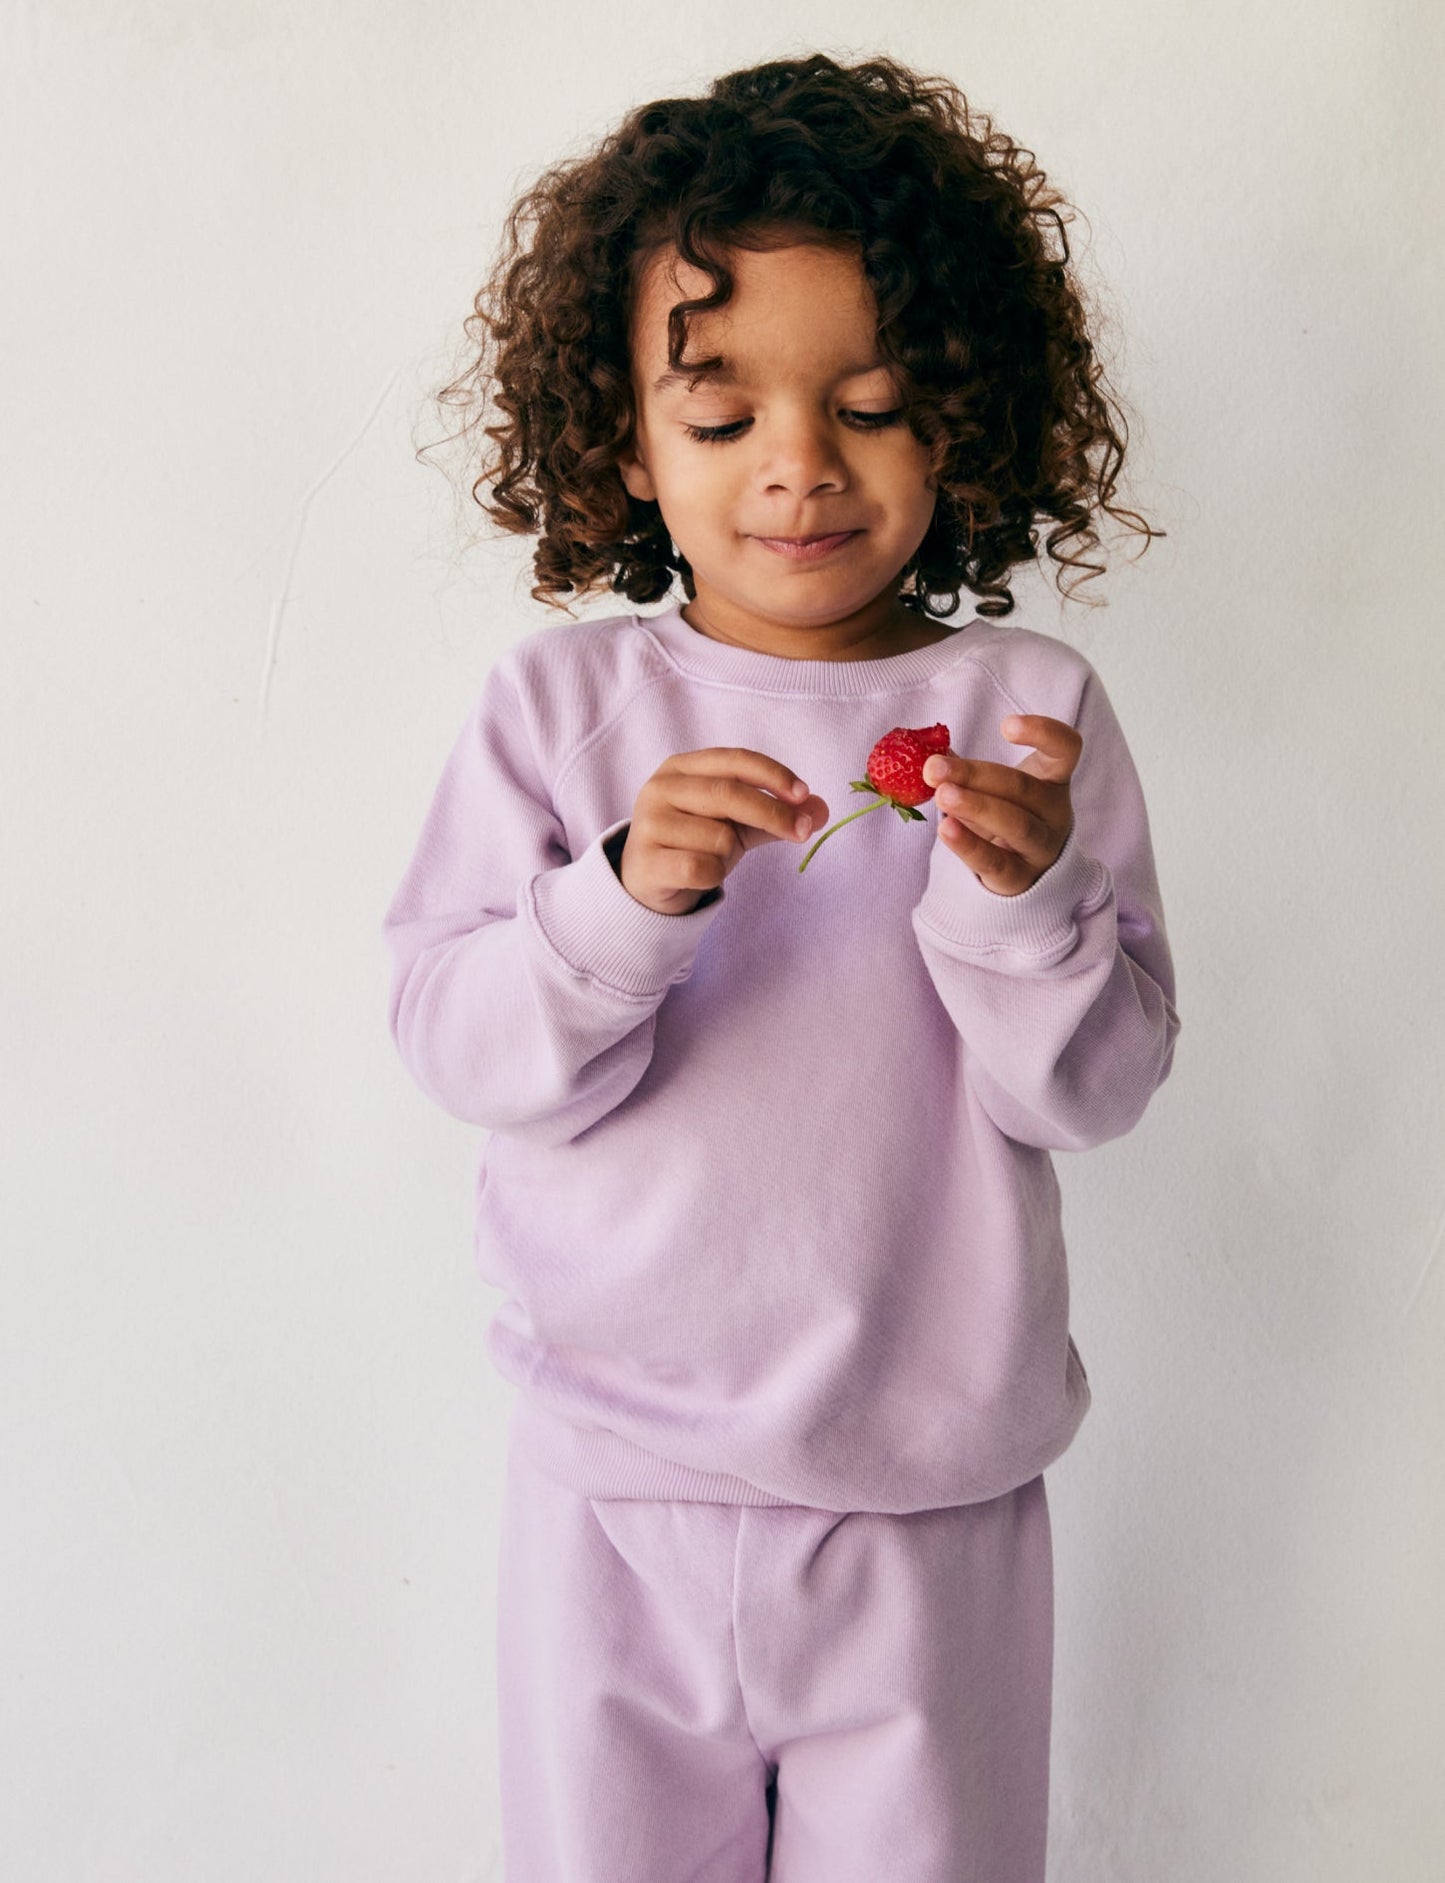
[494,1425,1055,1882]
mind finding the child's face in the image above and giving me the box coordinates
[617,238,938,645]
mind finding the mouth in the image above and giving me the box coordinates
[752,530,862,560]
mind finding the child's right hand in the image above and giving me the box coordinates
[617,749,830,915]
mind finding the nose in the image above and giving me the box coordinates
[754,405,849,496]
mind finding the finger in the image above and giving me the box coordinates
[924,750,1062,814]
[656,782,827,850]
[661,752,825,848]
[667,747,814,808]
[1000,715,1082,784]
[932,767,1065,840]
[935,786,1055,865]
[938,813,1037,892]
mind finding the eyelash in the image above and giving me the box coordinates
[681,409,905,445]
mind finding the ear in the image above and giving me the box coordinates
[616,443,657,504]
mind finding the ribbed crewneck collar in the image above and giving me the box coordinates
[635,600,994,698]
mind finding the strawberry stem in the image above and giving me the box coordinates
[797,795,892,872]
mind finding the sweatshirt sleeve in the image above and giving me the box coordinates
[380,653,727,1145]
[909,660,1181,1152]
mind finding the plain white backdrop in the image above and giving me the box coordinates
[4,3,1442,1878]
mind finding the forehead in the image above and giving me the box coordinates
[629,240,878,371]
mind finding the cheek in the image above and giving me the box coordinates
[891,456,939,532]
[660,448,731,509]
[647,454,734,541]
[881,434,937,496]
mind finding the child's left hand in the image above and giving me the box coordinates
[921,715,1081,898]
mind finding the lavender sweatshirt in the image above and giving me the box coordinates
[381,602,1180,1513]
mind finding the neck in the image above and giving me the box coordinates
[681,595,934,662]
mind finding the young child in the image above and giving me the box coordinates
[382,50,1180,1883]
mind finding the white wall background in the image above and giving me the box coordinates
[4,3,1442,1878]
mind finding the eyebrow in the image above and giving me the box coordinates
[650,357,889,395]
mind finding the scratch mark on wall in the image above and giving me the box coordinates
[255,364,406,732]
[1397,1197,1445,1332]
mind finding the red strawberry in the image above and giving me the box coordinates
[865,723,952,807]
[798,723,952,873]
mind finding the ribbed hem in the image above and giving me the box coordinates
[523,816,727,998]
[911,819,1113,967]
[507,1394,800,1506]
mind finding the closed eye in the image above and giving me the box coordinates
[682,409,905,445]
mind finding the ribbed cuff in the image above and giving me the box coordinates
[523,817,727,999]
[911,819,1112,967]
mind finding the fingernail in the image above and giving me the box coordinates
[923,757,944,783]
[794,814,812,838]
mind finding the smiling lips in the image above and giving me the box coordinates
[754,530,861,560]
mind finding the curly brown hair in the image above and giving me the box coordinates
[421,50,1163,619]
